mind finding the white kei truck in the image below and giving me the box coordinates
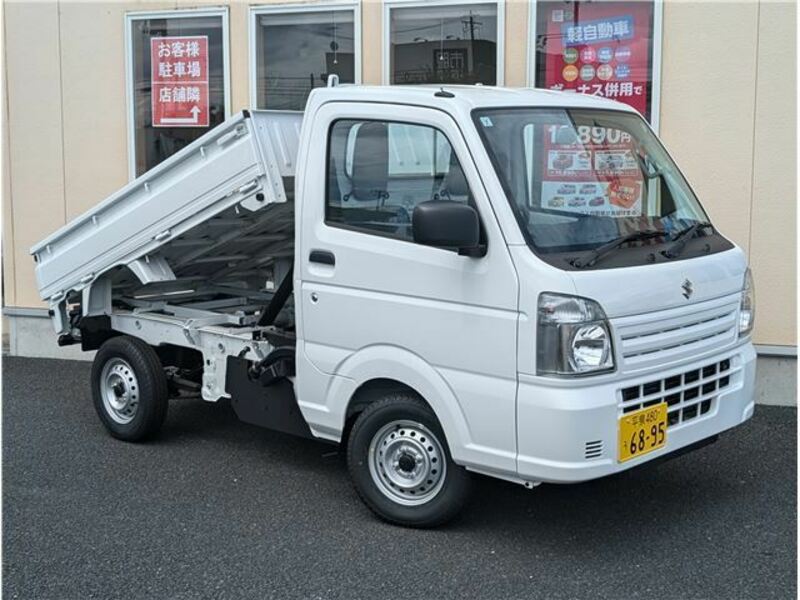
[31,83,756,527]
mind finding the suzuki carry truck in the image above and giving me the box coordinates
[31,85,756,527]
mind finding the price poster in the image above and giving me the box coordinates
[540,124,644,217]
[534,1,657,123]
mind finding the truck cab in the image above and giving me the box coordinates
[31,85,756,527]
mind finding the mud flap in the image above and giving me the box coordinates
[225,357,314,439]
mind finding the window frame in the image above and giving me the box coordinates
[324,116,486,251]
[248,0,362,110]
[124,7,231,181]
[526,0,664,133]
[382,0,505,86]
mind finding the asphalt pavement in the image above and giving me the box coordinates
[3,356,796,599]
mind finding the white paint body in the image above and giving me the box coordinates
[31,86,756,486]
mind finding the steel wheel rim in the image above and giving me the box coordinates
[100,358,139,424]
[368,420,447,506]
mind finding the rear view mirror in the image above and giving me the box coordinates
[412,201,482,255]
[555,126,578,146]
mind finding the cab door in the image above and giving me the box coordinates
[296,102,520,474]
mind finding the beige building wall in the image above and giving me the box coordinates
[749,0,797,346]
[5,1,67,309]
[1,0,14,307]
[1,0,796,349]
[658,0,797,347]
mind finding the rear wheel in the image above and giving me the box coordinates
[347,393,471,527]
[91,336,168,441]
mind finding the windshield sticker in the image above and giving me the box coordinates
[540,124,644,217]
[479,116,494,127]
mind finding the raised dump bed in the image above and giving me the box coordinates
[31,110,303,401]
[31,110,302,336]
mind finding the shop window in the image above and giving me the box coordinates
[531,1,661,127]
[253,7,357,111]
[127,10,229,178]
[388,2,500,85]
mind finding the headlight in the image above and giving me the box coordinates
[537,293,615,376]
[739,268,755,336]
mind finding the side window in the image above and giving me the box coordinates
[326,119,473,242]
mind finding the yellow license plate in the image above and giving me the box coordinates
[618,403,668,463]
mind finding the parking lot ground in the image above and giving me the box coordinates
[2,356,796,599]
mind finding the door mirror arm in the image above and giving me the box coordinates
[458,244,487,258]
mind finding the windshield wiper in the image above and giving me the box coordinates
[661,221,715,259]
[572,229,665,269]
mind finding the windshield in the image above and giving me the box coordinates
[474,107,716,265]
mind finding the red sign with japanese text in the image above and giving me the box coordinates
[151,36,209,128]
[536,1,655,122]
[540,123,644,217]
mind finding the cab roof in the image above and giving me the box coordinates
[307,84,639,116]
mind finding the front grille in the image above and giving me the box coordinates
[619,358,734,427]
[613,295,740,372]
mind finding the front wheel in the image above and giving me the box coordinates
[347,394,471,527]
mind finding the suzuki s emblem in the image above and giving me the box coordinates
[681,279,694,300]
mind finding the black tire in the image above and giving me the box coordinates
[91,336,168,441]
[347,393,472,528]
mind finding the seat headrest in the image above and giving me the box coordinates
[443,152,470,198]
[350,122,389,201]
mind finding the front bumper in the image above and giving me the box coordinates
[516,342,756,483]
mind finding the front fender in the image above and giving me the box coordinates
[296,343,471,463]
[295,342,518,476]
[335,345,473,459]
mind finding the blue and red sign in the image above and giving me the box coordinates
[560,15,635,47]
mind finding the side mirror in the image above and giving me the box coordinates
[412,201,482,255]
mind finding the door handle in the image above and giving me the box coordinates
[309,249,335,266]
